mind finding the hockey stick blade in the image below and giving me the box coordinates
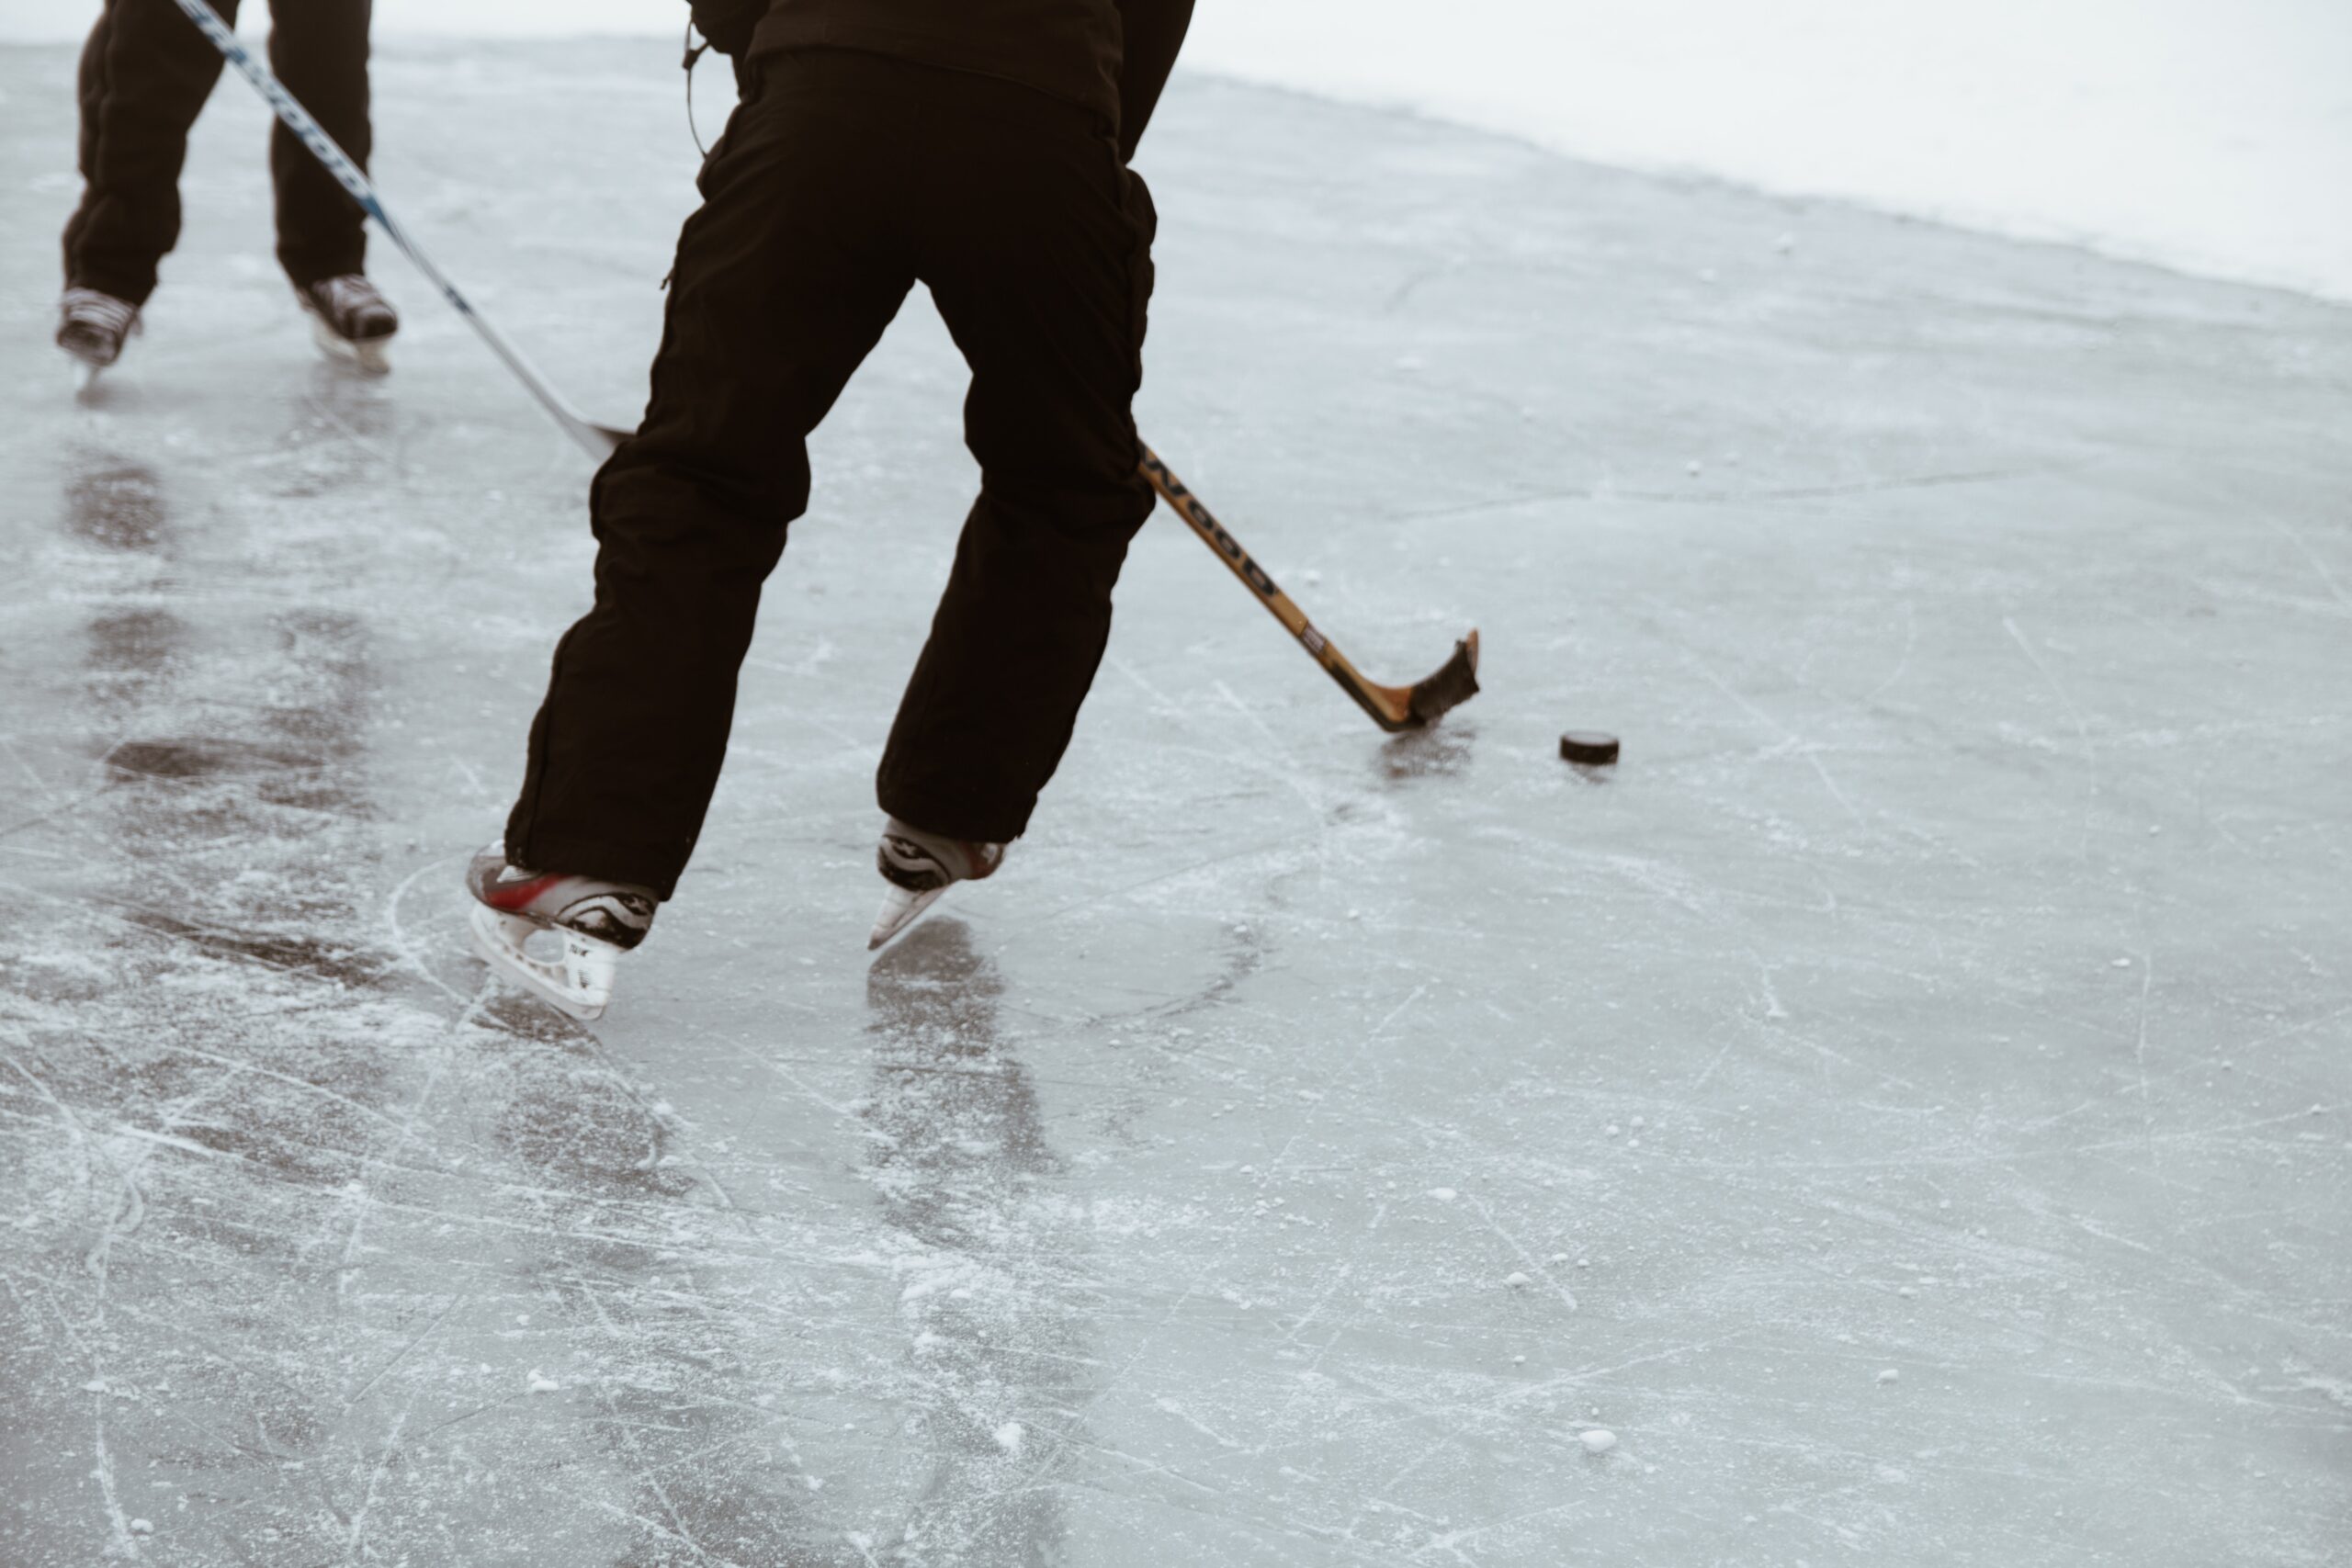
[1403,630,1482,728]
[1340,627,1481,734]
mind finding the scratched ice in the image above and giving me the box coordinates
[3,39,2349,1568]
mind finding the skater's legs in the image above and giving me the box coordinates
[62,0,240,303]
[265,0,372,287]
[506,63,917,897]
[878,85,1158,841]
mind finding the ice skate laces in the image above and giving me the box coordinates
[877,826,1002,892]
[62,288,138,339]
[307,275,396,338]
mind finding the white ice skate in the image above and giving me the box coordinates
[868,818,1004,953]
[296,274,399,374]
[464,844,656,1020]
[57,287,139,390]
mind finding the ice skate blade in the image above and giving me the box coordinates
[311,314,390,375]
[867,885,949,953]
[469,903,616,1020]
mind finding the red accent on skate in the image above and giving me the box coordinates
[483,874,562,911]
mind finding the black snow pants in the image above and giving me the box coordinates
[505,50,1159,899]
[62,0,373,303]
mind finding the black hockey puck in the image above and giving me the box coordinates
[1559,731,1620,765]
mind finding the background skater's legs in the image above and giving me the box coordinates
[877,84,1159,844]
[504,67,917,897]
[264,0,373,288]
[62,0,241,303]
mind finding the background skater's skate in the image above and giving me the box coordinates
[296,274,399,373]
[870,819,1004,953]
[56,287,139,389]
[465,845,656,1019]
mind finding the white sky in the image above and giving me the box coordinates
[5,1,2348,300]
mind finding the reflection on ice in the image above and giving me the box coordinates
[865,920,1083,1562]
[64,456,166,552]
[1377,713,1477,784]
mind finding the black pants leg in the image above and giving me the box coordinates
[62,0,375,300]
[62,0,240,303]
[505,61,919,897]
[266,0,373,287]
[877,76,1158,841]
[504,52,1156,899]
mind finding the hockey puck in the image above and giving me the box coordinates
[1559,731,1620,765]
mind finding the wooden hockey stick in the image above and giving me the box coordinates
[1140,446,1480,732]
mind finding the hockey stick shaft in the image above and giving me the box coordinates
[1140,446,1476,732]
[166,0,619,462]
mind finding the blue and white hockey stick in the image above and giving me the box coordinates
[167,0,626,461]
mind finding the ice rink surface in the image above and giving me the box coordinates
[3,38,2349,1567]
